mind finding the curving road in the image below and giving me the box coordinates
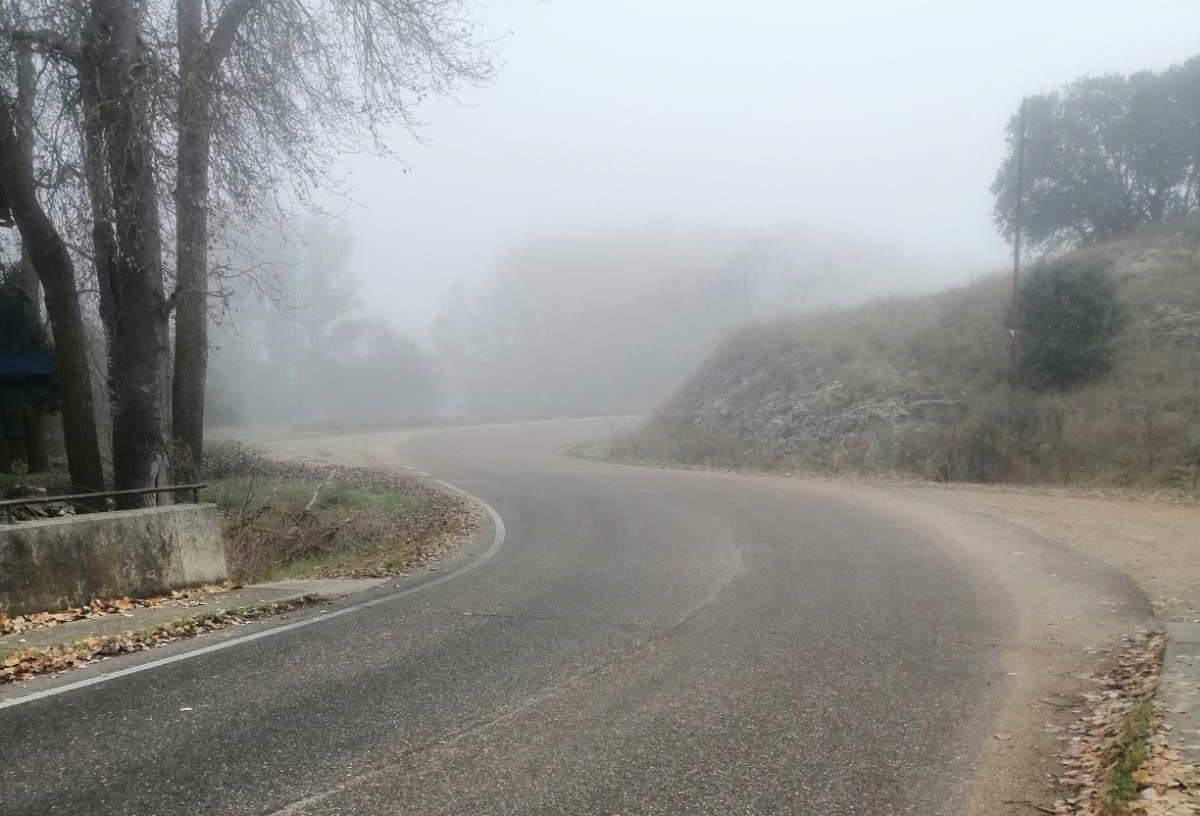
[0,418,1150,816]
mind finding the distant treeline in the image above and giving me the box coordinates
[207,221,964,428]
[428,225,964,420]
[207,219,442,429]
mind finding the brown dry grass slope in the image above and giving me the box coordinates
[630,218,1200,490]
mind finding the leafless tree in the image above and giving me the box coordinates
[0,3,106,493]
[85,1,175,501]
[12,39,46,470]
[4,0,494,501]
[171,0,495,482]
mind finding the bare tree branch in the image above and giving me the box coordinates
[1,27,80,64]
[204,0,258,72]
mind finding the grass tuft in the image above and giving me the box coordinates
[1102,696,1157,815]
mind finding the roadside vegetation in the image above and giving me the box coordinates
[0,1,493,504]
[1049,632,1199,816]
[201,442,474,584]
[620,56,1200,492]
[623,220,1200,489]
[0,440,475,587]
[1103,696,1157,815]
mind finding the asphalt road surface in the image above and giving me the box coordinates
[0,418,1149,816]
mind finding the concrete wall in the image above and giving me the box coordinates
[0,504,227,616]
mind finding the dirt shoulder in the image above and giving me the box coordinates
[591,442,1200,625]
[895,484,1200,624]
[900,483,1200,814]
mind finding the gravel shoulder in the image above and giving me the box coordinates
[894,485,1200,623]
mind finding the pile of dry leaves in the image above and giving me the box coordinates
[0,583,232,637]
[0,597,314,684]
[1054,631,1200,815]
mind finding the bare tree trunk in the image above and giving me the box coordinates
[0,397,14,474]
[86,1,173,506]
[171,0,259,483]
[20,404,48,472]
[78,37,121,433]
[172,0,211,484]
[14,44,47,473]
[18,250,48,474]
[0,98,106,494]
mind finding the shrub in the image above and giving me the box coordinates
[1019,255,1127,391]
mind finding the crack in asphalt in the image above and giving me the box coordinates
[456,610,673,629]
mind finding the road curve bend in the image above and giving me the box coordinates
[0,418,1151,816]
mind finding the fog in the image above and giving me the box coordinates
[210,0,1200,425]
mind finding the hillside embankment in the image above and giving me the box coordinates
[612,222,1200,813]
[626,219,1200,491]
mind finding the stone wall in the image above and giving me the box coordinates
[0,504,226,616]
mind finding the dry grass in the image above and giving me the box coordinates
[631,218,1200,490]
[202,442,474,583]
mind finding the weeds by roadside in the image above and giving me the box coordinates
[628,220,1200,492]
[1052,631,1199,816]
[1104,697,1157,814]
[202,441,475,584]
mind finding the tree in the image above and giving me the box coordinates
[1,1,165,500]
[10,43,46,472]
[171,0,495,482]
[205,216,443,428]
[3,0,494,500]
[993,61,1200,251]
[1018,255,1127,392]
[0,71,106,494]
[84,1,174,501]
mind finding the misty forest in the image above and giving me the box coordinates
[4,5,1200,816]
[0,1,1195,492]
[1,3,1199,498]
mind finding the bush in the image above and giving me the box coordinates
[1019,255,1127,391]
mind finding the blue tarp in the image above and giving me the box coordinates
[0,292,53,385]
[0,352,53,384]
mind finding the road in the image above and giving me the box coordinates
[0,418,1151,816]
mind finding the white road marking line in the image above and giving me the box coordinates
[0,481,505,711]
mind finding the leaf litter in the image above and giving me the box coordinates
[0,596,316,684]
[1053,631,1200,815]
[0,583,235,637]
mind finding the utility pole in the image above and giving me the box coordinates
[1009,98,1027,402]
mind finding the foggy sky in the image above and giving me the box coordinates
[333,1,1200,333]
